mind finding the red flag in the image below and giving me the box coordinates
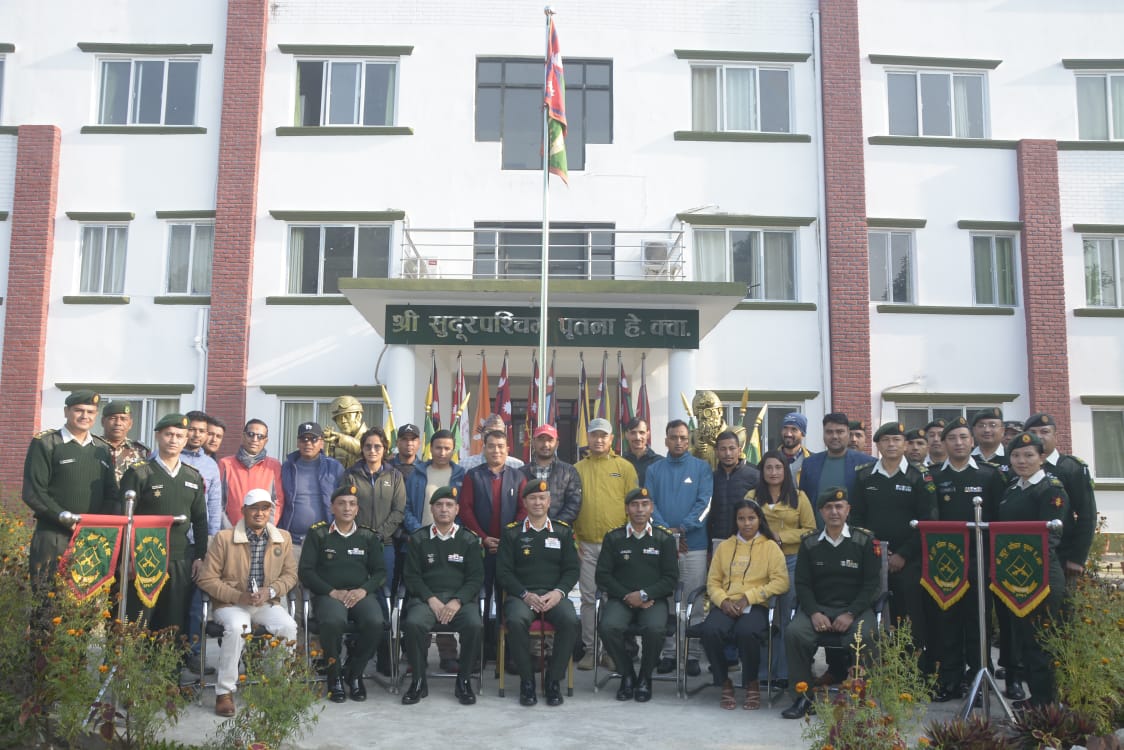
[430,353,442,431]
[496,352,513,446]
[453,353,468,457]
[545,350,557,427]
[471,354,490,456]
[524,354,540,462]
[59,513,128,600]
[545,17,568,184]
[594,352,609,420]
[636,355,651,446]
[617,357,634,454]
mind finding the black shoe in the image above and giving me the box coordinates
[1005,680,1026,701]
[545,679,563,706]
[185,653,215,675]
[762,678,788,691]
[328,677,347,703]
[634,676,652,702]
[616,674,635,701]
[655,657,675,674]
[401,678,428,705]
[994,666,1007,680]
[455,677,476,705]
[782,695,815,719]
[933,685,964,703]
[348,677,367,702]
[685,659,701,677]
[519,678,537,706]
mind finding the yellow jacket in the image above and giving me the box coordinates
[706,533,789,607]
[748,489,818,556]
[573,452,638,544]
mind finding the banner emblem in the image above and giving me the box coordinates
[132,518,174,608]
[60,514,128,600]
[989,521,1051,618]
[918,521,970,610]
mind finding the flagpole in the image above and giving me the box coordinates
[536,7,554,426]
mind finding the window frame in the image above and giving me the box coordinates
[1082,235,1123,307]
[164,221,214,295]
[100,394,183,443]
[894,405,977,433]
[0,55,6,123]
[472,222,615,280]
[692,226,799,301]
[1074,72,1124,141]
[868,229,916,304]
[95,55,201,126]
[885,67,990,139]
[719,403,801,454]
[293,56,400,127]
[78,223,129,295]
[688,62,793,134]
[970,232,1018,307]
[279,397,384,457]
[285,223,394,296]
[1090,408,1124,481]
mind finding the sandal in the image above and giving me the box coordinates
[720,679,736,710]
[743,680,761,710]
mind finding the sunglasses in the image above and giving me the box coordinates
[298,435,321,443]
[244,432,267,441]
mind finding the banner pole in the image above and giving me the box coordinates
[118,492,136,623]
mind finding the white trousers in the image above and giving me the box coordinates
[213,603,298,696]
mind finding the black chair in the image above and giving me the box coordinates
[592,583,684,698]
[680,587,779,703]
[301,586,397,693]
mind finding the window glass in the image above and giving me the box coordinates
[731,230,756,292]
[132,60,165,125]
[920,72,951,136]
[322,226,356,293]
[953,74,985,138]
[869,232,890,301]
[1077,76,1109,140]
[297,61,325,126]
[694,229,726,283]
[98,61,131,125]
[328,61,360,125]
[167,224,193,293]
[762,231,795,300]
[1092,410,1124,479]
[691,67,719,131]
[363,62,394,126]
[192,224,213,294]
[887,72,918,136]
[890,231,912,303]
[473,222,615,280]
[724,67,755,131]
[758,68,790,133]
[165,61,198,125]
[972,235,995,305]
[80,226,106,294]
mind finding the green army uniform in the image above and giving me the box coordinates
[120,456,209,634]
[594,521,679,682]
[299,520,386,682]
[22,394,119,587]
[402,524,485,680]
[496,516,580,683]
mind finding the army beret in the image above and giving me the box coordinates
[154,413,189,431]
[848,420,865,432]
[102,401,131,417]
[1009,431,1044,451]
[332,484,359,501]
[429,485,458,504]
[970,407,1003,426]
[923,418,947,432]
[624,487,651,505]
[905,429,926,442]
[941,416,971,440]
[873,422,905,441]
[1004,421,1024,432]
[817,487,848,508]
[65,390,100,407]
[1023,413,1054,430]
[522,479,550,498]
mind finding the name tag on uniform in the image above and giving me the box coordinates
[544,537,561,549]
[185,481,199,490]
[965,486,983,493]
[895,484,911,492]
[347,547,365,556]
[642,546,660,555]
[59,458,76,465]
[151,484,164,490]
[447,553,464,563]
[841,560,859,569]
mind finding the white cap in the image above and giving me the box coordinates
[587,417,613,434]
[242,488,274,508]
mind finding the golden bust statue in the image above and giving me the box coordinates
[321,395,369,467]
[690,390,746,469]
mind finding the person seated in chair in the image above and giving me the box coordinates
[401,486,485,706]
[496,480,580,707]
[196,489,299,718]
[299,484,386,703]
[595,487,679,702]
[701,499,789,711]
[781,487,880,719]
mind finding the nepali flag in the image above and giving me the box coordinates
[545,16,568,184]
[496,352,513,446]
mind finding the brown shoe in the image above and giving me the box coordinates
[215,693,235,717]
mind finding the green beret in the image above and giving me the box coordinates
[873,422,905,441]
[102,400,131,417]
[905,428,925,442]
[332,484,358,501]
[1009,431,1043,451]
[817,487,848,508]
[970,407,1003,426]
[941,416,970,440]
[522,479,549,499]
[923,418,946,432]
[848,420,865,432]
[154,413,189,431]
[1023,413,1054,430]
[624,487,651,505]
[65,390,100,407]
[430,485,458,504]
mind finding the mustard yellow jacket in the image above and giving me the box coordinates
[748,489,818,556]
[706,533,789,607]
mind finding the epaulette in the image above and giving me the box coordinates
[855,461,876,472]
[850,526,875,547]
[654,524,673,536]
[554,519,571,528]
[181,462,203,479]
[507,520,520,529]
[132,440,150,452]
[92,434,111,445]
[34,429,56,440]
[1048,477,1065,488]
[462,527,481,540]
[359,523,378,534]
[309,521,328,530]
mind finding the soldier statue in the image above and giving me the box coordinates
[690,390,746,470]
[322,396,369,469]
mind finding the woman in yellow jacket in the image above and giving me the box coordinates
[747,450,817,686]
[701,499,789,710]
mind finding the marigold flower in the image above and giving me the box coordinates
[51,616,62,625]
[102,610,111,619]
[269,640,279,648]
[239,674,247,682]
[866,699,877,708]
[899,692,913,702]
[795,681,808,694]
[919,739,931,747]
[47,591,56,598]
[1053,660,1061,667]
[1101,657,1111,664]
[98,664,109,673]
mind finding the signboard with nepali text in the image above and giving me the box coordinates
[385,305,700,349]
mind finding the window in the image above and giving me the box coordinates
[476,57,611,171]
[721,403,800,453]
[869,231,914,303]
[295,59,396,126]
[280,398,383,457]
[101,395,182,442]
[887,70,986,138]
[97,58,199,125]
[1084,237,1122,307]
[1076,74,1124,140]
[166,223,213,295]
[896,406,972,432]
[694,228,797,300]
[971,234,1017,306]
[0,56,5,119]
[1091,410,1124,480]
[473,222,614,280]
[690,64,791,133]
[79,225,128,294]
[287,225,392,294]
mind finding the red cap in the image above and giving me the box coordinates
[533,424,559,439]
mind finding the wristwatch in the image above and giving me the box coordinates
[639,590,649,603]
[268,587,277,600]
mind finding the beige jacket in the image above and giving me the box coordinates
[196,520,298,611]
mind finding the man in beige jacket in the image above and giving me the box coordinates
[197,488,299,717]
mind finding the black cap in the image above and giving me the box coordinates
[332,484,358,501]
[522,479,550,499]
[397,424,421,439]
[941,416,970,440]
[923,418,947,432]
[848,420,865,432]
[905,428,926,442]
[625,487,651,505]
[65,390,100,407]
[298,421,323,438]
[1009,431,1043,451]
[873,422,906,441]
[1023,413,1054,431]
[102,401,131,417]
[817,487,848,508]
[429,486,458,504]
[155,413,189,431]
[971,407,1003,426]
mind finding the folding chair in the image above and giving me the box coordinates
[496,593,575,698]
[301,586,398,693]
[592,583,683,698]
[391,584,487,693]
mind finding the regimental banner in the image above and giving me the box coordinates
[918,521,971,610]
[988,521,1051,618]
[132,516,175,608]
[385,305,700,349]
[60,514,128,600]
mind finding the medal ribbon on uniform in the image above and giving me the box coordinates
[988,521,1051,618]
[59,514,128,600]
[917,520,970,610]
[132,516,176,608]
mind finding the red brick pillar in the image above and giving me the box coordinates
[819,0,872,425]
[0,126,61,501]
[1017,140,1071,452]
[206,0,269,450]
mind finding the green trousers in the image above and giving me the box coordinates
[598,598,667,679]
[403,598,482,680]
[504,595,578,681]
[315,594,385,680]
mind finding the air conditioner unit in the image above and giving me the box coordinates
[643,241,672,278]
[402,256,430,278]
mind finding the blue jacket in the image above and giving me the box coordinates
[646,452,714,552]
[404,460,467,533]
[799,449,875,529]
[279,451,345,543]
